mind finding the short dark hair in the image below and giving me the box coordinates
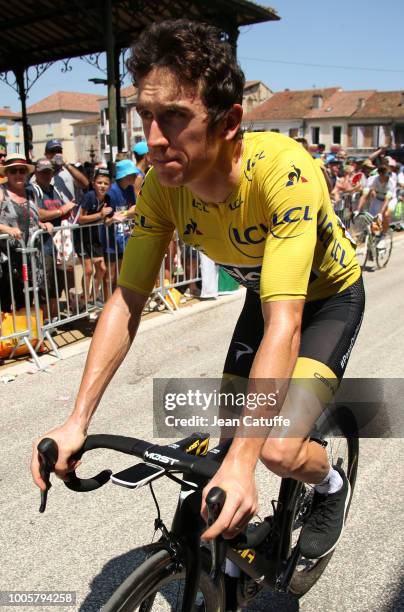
[127,19,245,132]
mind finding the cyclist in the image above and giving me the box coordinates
[31,19,365,562]
[356,163,394,236]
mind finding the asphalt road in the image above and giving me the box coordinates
[1,238,404,612]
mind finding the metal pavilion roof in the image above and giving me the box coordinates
[0,0,279,73]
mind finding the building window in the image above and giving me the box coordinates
[15,143,20,153]
[132,109,142,130]
[312,95,323,109]
[351,126,364,148]
[373,125,386,148]
[332,126,342,145]
[311,127,320,144]
[13,123,20,137]
[46,123,53,137]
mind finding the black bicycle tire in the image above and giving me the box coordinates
[287,408,359,597]
[102,547,224,612]
[376,230,393,269]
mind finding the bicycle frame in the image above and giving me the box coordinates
[156,465,305,610]
[37,431,324,610]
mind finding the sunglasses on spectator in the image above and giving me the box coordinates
[51,148,63,154]
[0,153,6,159]
[8,168,28,175]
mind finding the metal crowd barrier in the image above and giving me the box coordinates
[27,220,135,360]
[0,234,43,369]
[1,220,203,371]
[152,231,202,313]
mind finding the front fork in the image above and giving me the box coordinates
[169,480,208,611]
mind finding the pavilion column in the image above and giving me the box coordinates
[226,23,240,58]
[104,0,118,162]
[114,47,123,152]
[14,67,30,160]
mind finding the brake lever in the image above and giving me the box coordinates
[205,486,227,580]
[37,437,59,513]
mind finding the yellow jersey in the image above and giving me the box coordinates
[119,132,360,302]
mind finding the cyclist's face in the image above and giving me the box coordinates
[136,68,220,188]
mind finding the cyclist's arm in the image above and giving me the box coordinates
[71,287,146,429]
[31,287,148,490]
[31,170,174,489]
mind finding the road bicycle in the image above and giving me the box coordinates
[351,211,393,270]
[37,407,358,611]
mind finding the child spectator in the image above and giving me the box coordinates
[100,159,139,294]
[77,168,113,305]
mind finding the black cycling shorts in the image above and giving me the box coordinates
[223,276,365,385]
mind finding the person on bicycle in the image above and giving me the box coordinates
[356,163,394,234]
[31,19,365,561]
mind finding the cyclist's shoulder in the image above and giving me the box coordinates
[242,131,320,181]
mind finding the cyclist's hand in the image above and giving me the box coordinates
[201,458,258,540]
[31,421,87,491]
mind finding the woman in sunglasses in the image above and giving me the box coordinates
[0,155,51,312]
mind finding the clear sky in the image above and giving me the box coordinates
[0,0,403,111]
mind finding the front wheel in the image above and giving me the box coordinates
[376,230,393,268]
[102,548,224,612]
[354,233,369,269]
[287,407,359,597]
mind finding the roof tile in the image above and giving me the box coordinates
[244,87,340,121]
[27,91,100,114]
[0,107,21,119]
[305,90,375,118]
[353,91,404,119]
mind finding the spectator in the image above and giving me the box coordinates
[349,159,365,189]
[317,143,326,159]
[385,156,398,191]
[326,156,343,190]
[397,164,404,189]
[100,159,139,292]
[0,155,50,312]
[43,139,89,202]
[0,142,7,185]
[361,159,376,184]
[77,168,113,304]
[33,158,76,318]
[132,141,151,196]
[331,163,353,221]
